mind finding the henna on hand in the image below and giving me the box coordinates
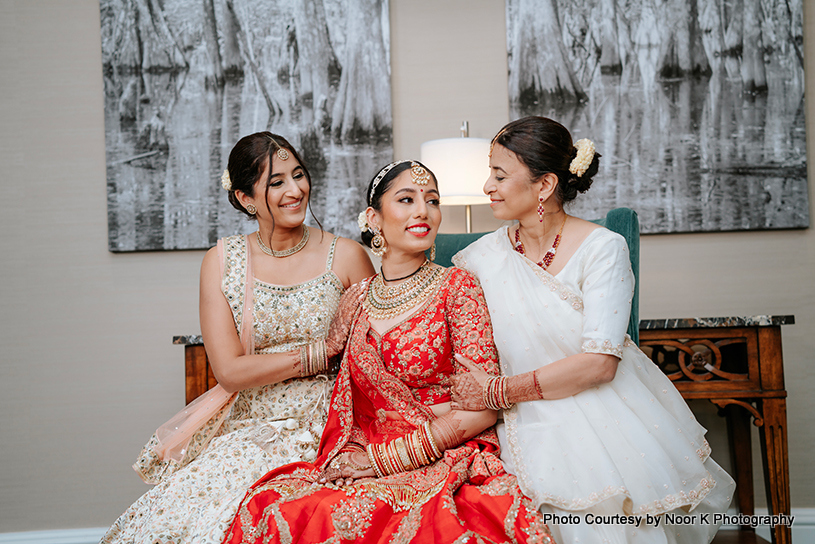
[506,369,544,405]
[450,372,487,411]
[429,414,466,451]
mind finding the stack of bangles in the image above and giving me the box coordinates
[299,340,327,377]
[366,422,442,477]
[484,376,513,410]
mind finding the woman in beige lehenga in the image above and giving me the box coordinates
[101,132,374,544]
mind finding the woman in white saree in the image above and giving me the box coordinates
[451,116,735,544]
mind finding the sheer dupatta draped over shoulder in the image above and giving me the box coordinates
[454,227,735,534]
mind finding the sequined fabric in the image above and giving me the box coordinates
[102,234,343,544]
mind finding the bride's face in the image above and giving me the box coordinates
[483,144,541,222]
[370,169,441,258]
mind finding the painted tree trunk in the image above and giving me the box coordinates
[293,0,339,130]
[598,0,622,73]
[659,0,709,76]
[330,0,391,142]
[201,0,223,84]
[135,0,187,70]
[508,0,586,107]
[221,0,242,75]
[741,0,767,91]
[697,0,725,73]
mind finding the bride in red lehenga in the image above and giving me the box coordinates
[221,160,554,544]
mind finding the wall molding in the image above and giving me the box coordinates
[1,509,813,544]
[0,528,107,544]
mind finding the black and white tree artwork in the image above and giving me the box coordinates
[506,0,808,234]
[101,0,393,251]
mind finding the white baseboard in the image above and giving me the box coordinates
[0,528,107,544]
[1,510,813,544]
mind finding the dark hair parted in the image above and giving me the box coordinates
[360,160,438,248]
[224,132,317,223]
[492,116,601,205]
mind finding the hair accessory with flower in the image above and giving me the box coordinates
[221,169,232,191]
[358,210,370,233]
[569,139,595,178]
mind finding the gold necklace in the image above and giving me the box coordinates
[365,261,444,320]
[256,227,309,258]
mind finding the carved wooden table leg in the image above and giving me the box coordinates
[724,403,755,531]
[759,397,791,544]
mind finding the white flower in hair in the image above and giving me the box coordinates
[569,139,595,178]
[221,169,232,191]
[357,210,369,232]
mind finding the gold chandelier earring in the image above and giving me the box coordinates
[428,243,436,262]
[370,227,387,257]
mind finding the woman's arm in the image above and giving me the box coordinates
[199,247,301,393]
[451,352,618,410]
[200,247,368,393]
[452,233,631,408]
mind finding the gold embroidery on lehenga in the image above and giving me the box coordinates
[330,490,377,540]
[389,507,423,544]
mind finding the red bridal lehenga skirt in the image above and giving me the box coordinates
[222,435,555,544]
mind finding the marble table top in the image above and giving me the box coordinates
[639,315,795,330]
[174,316,795,345]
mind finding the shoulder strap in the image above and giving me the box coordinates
[216,238,225,282]
[325,235,339,271]
[240,234,255,356]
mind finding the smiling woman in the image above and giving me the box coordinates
[101,132,375,544]
[215,160,555,544]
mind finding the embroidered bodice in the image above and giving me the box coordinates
[221,234,344,354]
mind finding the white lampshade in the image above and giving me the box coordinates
[420,138,491,206]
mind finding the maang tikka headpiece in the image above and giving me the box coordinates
[360,160,432,233]
[368,160,430,204]
[268,136,289,161]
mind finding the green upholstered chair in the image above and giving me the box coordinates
[432,208,640,345]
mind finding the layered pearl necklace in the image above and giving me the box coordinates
[365,260,445,320]
[514,215,567,270]
[256,227,310,257]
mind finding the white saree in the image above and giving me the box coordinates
[454,226,735,544]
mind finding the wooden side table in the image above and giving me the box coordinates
[175,314,794,544]
[639,315,794,544]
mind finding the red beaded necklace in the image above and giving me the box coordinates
[514,215,567,270]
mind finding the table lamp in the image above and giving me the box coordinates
[420,122,490,233]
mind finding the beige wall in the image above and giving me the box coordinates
[0,0,812,532]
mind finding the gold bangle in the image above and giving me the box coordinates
[366,445,384,478]
[395,437,414,472]
[423,422,442,459]
[299,345,308,377]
